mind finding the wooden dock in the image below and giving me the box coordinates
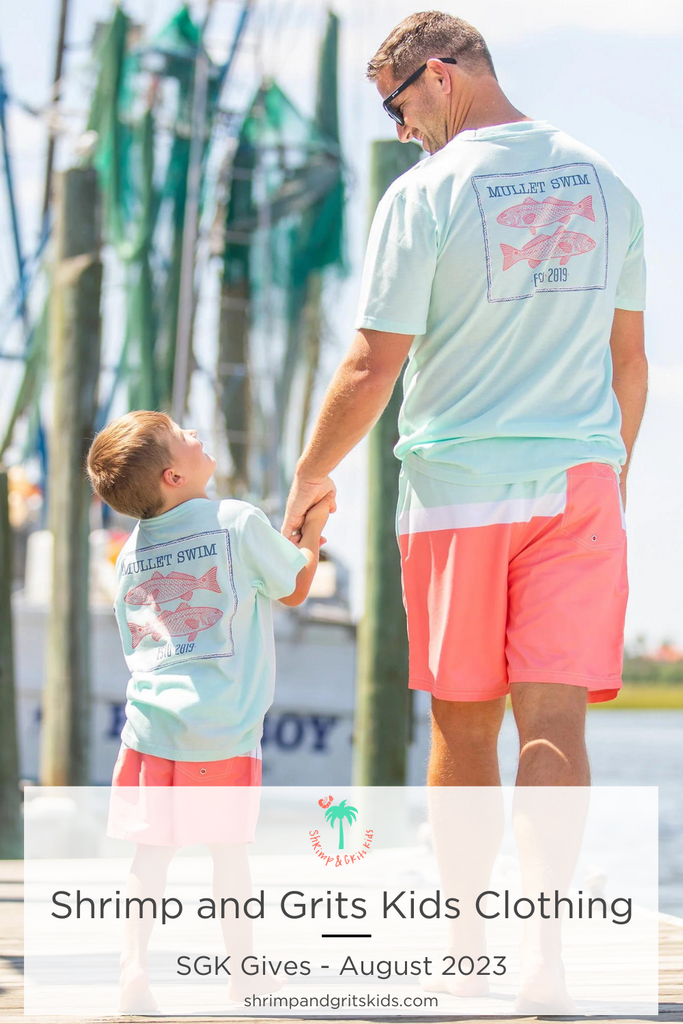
[2,859,681,1023]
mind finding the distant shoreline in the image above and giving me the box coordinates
[593,683,683,710]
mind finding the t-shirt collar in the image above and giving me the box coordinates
[453,119,557,143]
[140,496,212,526]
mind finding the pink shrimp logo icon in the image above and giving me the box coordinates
[128,603,223,649]
[500,225,596,271]
[318,795,334,809]
[124,566,221,612]
[497,195,595,235]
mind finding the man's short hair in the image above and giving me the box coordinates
[367,11,496,83]
[87,410,174,520]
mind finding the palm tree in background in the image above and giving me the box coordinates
[325,799,357,851]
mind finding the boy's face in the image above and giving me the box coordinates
[165,421,216,490]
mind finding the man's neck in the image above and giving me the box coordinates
[449,76,531,139]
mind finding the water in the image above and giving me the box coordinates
[497,709,683,916]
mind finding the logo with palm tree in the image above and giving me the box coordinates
[325,798,358,851]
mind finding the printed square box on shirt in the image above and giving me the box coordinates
[119,529,238,673]
[471,162,609,303]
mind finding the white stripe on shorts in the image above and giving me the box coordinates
[397,491,566,536]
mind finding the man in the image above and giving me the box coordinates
[282,11,647,790]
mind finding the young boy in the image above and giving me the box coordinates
[86,410,332,1011]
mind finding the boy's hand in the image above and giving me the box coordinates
[279,501,331,607]
[288,493,333,548]
[303,491,335,531]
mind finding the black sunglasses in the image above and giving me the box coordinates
[382,57,457,126]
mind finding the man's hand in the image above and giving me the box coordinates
[280,328,414,540]
[619,475,627,512]
[282,474,337,541]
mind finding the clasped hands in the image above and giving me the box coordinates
[281,471,337,547]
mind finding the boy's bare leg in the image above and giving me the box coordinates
[424,697,506,996]
[207,842,285,1000]
[511,682,590,1012]
[119,843,177,1013]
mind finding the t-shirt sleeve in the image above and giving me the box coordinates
[615,198,646,311]
[239,505,308,600]
[354,187,437,336]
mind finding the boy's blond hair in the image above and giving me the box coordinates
[87,411,174,520]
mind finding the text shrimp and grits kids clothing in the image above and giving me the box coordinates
[355,120,645,701]
[111,497,307,763]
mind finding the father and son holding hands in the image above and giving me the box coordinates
[84,11,646,1013]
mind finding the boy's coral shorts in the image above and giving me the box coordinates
[111,744,262,788]
[397,462,628,704]
[107,744,262,846]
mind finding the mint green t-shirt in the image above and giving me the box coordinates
[113,498,307,761]
[355,121,646,483]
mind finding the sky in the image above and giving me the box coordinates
[1,0,682,645]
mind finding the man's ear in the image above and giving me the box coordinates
[162,467,184,488]
[428,58,453,95]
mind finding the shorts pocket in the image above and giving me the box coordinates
[558,464,625,551]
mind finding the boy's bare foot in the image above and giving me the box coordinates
[119,963,159,1015]
[421,971,490,997]
[226,971,287,1003]
[421,970,491,995]
[420,951,490,998]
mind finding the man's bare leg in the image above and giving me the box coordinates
[425,696,506,996]
[428,695,506,787]
[512,682,590,788]
[511,682,591,1011]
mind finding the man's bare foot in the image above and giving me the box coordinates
[119,963,158,1015]
[514,992,578,1014]
[515,948,576,1013]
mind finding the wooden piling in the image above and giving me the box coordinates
[0,469,22,857]
[353,141,421,786]
[40,167,102,786]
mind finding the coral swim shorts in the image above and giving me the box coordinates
[397,462,628,704]
[107,744,262,846]
[111,744,262,788]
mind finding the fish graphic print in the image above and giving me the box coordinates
[496,195,595,234]
[470,162,608,301]
[128,602,224,649]
[124,565,221,612]
[500,225,596,271]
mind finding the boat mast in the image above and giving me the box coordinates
[41,0,71,238]
[171,0,216,424]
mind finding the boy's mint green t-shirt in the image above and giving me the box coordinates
[355,121,646,483]
[114,498,307,761]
